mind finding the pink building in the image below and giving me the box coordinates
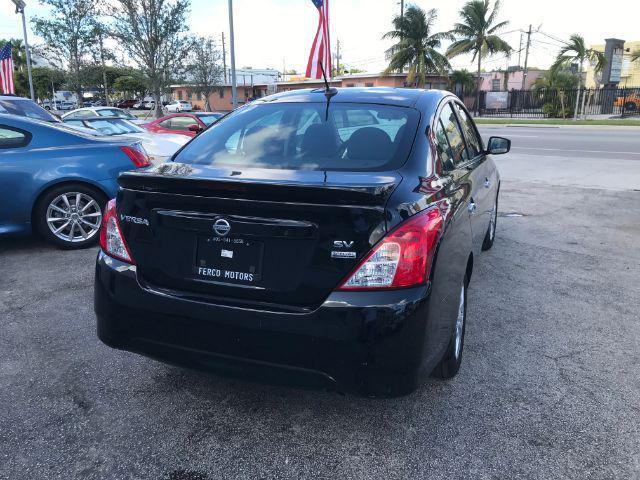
[479,69,546,91]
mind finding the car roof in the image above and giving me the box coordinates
[258,87,447,108]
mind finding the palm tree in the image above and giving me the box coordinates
[552,34,606,119]
[382,6,452,87]
[449,69,475,96]
[446,0,512,116]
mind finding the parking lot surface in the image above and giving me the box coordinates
[1,127,640,479]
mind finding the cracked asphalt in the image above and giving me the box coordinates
[1,126,639,479]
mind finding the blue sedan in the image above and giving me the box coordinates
[0,114,151,248]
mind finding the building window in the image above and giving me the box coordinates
[492,79,501,91]
[177,91,183,100]
[219,89,224,98]
[196,92,202,101]
[345,83,355,87]
[365,82,374,87]
[187,91,193,100]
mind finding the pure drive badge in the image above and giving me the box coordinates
[331,251,356,258]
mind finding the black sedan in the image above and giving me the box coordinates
[94,87,510,397]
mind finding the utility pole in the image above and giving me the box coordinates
[221,32,227,83]
[228,0,238,109]
[521,24,532,90]
[336,39,340,76]
[400,0,404,17]
[517,33,523,68]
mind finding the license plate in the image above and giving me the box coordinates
[194,236,263,284]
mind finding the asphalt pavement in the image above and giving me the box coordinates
[1,126,639,479]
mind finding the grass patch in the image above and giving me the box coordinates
[475,118,640,126]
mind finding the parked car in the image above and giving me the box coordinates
[0,113,151,248]
[0,95,60,122]
[117,99,137,109]
[62,106,146,125]
[614,94,640,111]
[142,112,225,137]
[94,88,511,396]
[41,99,76,111]
[165,100,193,113]
[62,116,189,164]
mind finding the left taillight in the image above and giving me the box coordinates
[337,207,443,291]
[120,144,151,168]
[99,199,134,264]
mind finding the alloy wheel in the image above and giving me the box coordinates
[46,192,102,243]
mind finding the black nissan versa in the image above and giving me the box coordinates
[94,87,510,397]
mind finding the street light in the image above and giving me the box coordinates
[11,0,35,101]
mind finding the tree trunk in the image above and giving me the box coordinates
[573,59,583,120]
[475,54,482,117]
[204,93,211,112]
[153,89,163,118]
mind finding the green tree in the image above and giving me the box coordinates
[32,67,66,101]
[552,34,606,119]
[32,0,98,105]
[448,69,475,96]
[446,0,512,115]
[533,68,579,118]
[185,36,224,111]
[112,73,148,98]
[112,0,194,117]
[382,6,452,87]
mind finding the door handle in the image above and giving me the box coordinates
[468,200,477,214]
[484,177,491,188]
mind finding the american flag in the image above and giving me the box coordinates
[0,43,15,95]
[305,0,331,79]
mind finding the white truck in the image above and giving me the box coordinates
[41,91,78,111]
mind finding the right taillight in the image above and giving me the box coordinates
[120,145,151,168]
[337,207,443,291]
[99,199,134,264]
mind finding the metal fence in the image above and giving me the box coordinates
[460,87,640,119]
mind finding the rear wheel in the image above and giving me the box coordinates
[432,278,468,379]
[35,184,106,249]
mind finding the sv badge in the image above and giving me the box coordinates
[333,240,354,248]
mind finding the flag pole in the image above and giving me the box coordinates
[228,0,238,109]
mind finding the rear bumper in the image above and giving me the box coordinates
[94,251,435,397]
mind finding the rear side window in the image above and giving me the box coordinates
[174,102,419,172]
[0,125,30,149]
[434,120,456,171]
[453,103,483,157]
[167,116,199,131]
[0,98,58,122]
[439,103,469,166]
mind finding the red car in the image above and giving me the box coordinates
[143,112,225,137]
[116,99,137,109]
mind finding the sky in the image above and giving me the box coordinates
[1,0,639,74]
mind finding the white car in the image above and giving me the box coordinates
[41,99,75,111]
[62,117,189,164]
[62,106,147,125]
[166,100,193,113]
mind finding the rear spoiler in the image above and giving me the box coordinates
[118,163,400,207]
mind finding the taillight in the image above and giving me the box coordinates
[120,145,151,168]
[337,208,443,291]
[99,199,134,264]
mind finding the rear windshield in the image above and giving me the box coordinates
[174,102,419,171]
[0,98,59,122]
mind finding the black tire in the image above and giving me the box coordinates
[481,191,499,251]
[624,101,637,112]
[432,277,468,379]
[34,183,107,249]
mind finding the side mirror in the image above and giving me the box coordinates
[486,136,511,155]
[188,124,202,133]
